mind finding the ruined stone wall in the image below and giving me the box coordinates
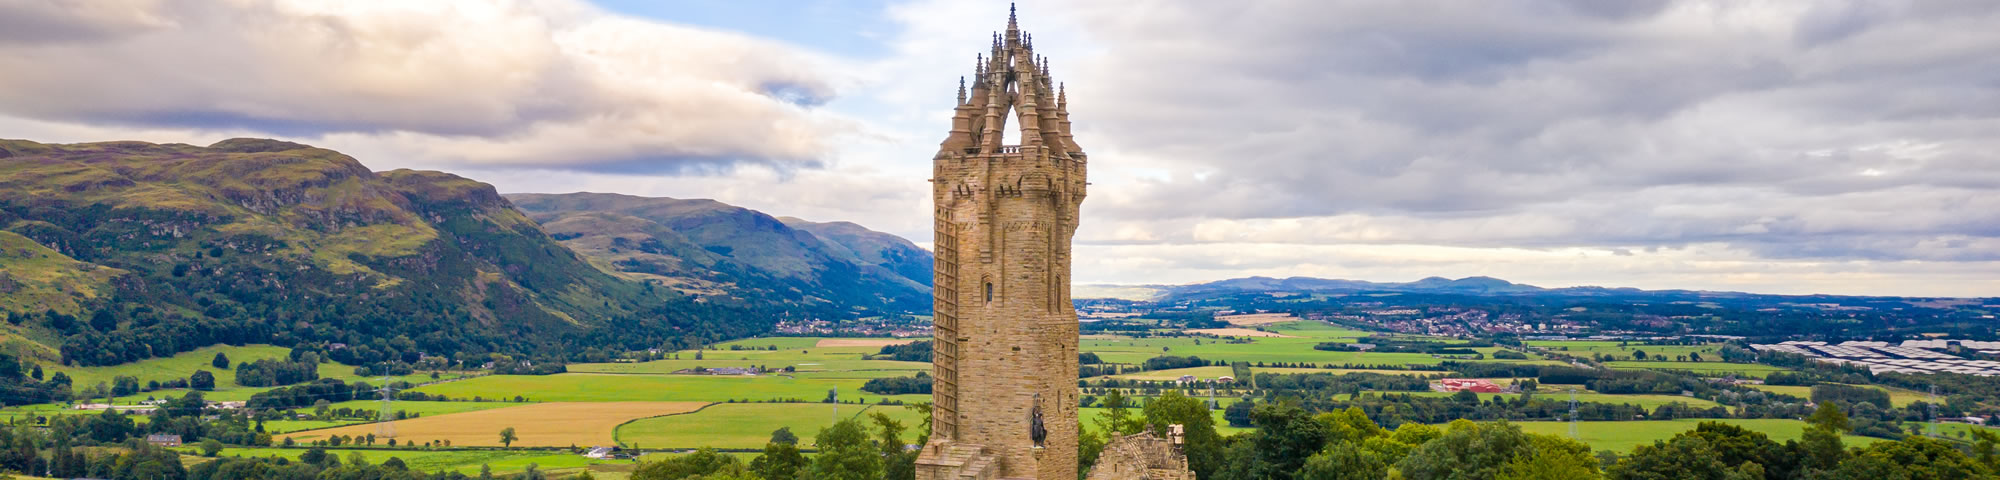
[1087,432,1195,480]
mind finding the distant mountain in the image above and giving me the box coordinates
[506,193,932,314]
[0,138,766,366]
[778,217,931,288]
[1154,275,1545,298]
[1079,275,1802,302]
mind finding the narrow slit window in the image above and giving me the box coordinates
[985,282,994,303]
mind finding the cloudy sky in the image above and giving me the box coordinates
[4,0,1998,297]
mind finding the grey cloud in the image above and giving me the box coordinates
[1041,0,2000,265]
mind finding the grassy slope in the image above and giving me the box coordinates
[0,231,124,316]
[0,139,659,360]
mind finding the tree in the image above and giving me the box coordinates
[1970,428,1999,471]
[499,427,518,447]
[1300,441,1390,480]
[1145,391,1224,478]
[1247,402,1328,480]
[89,309,117,331]
[1807,401,1852,434]
[1080,418,1107,476]
[751,441,808,480]
[212,352,231,369]
[189,370,215,391]
[1095,389,1143,436]
[1397,420,1541,480]
[1608,421,1796,480]
[200,438,224,457]
[808,418,883,480]
[300,447,332,467]
[1224,398,1255,428]
[1800,402,1851,473]
[874,411,916,480]
[633,448,745,480]
[770,426,799,445]
[1834,436,1989,480]
[1498,434,1601,480]
[1633,350,1648,360]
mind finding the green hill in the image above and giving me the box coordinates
[507,192,931,314]
[779,217,931,288]
[0,138,768,367]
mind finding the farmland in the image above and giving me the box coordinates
[1601,360,1789,378]
[1,326,1841,478]
[283,401,708,447]
[615,403,925,450]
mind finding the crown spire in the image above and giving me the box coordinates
[1007,3,1018,32]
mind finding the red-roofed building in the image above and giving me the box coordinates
[1433,378,1503,393]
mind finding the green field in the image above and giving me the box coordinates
[39,343,476,409]
[1080,407,1253,437]
[324,400,520,417]
[1525,341,1731,362]
[53,344,297,389]
[193,447,622,476]
[1401,391,1722,409]
[1507,419,1883,452]
[1602,361,1788,378]
[1745,384,1933,407]
[409,373,925,405]
[616,403,924,449]
[1110,366,1239,381]
[1082,336,1448,366]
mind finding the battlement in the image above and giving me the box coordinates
[949,145,1085,163]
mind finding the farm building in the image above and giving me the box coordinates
[1433,379,1503,393]
[145,434,182,447]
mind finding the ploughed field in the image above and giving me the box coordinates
[8,323,1839,476]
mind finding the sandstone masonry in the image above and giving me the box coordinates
[915,5,1083,480]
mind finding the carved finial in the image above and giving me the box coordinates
[958,76,966,104]
[1008,3,1018,31]
[1059,82,1066,104]
[976,53,983,75]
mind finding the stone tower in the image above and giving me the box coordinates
[915,5,1086,480]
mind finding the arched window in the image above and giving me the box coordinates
[985,282,994,303]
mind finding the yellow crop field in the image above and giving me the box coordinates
[283,401,708,447]
[1217,313,1297,326]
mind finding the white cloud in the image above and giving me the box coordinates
[0,0,849,171]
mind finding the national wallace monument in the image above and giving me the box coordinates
[915,6,1193,480]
